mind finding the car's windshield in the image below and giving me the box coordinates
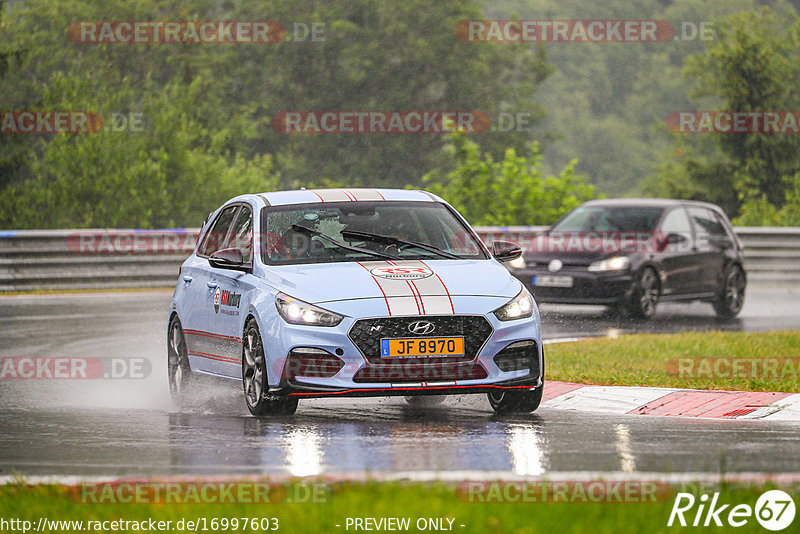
[551,206,664,232]
[260,201,486,265]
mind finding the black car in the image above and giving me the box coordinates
[508,199,746,319]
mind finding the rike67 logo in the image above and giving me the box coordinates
[668,490,795,531]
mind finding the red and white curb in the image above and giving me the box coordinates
[541,381,800,421]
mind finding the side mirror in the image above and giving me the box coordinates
[491,241,522,263]
[209,248,250,272]
[666,233,688,245]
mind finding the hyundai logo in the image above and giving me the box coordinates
[408,320,435,335]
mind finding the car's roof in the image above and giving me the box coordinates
[250,188,440,207]
[580,198,722,210]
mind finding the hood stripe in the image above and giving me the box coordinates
[420,260,455,314]
[357,260,456,316]
[357,261,392,315]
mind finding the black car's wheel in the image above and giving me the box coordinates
[628,267,660,319]
[168,316,193,403]
[713,264,746,318]
[242,319,298,416]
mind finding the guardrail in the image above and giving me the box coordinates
[0,226,798,292]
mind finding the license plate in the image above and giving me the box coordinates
[380,337,464,358]
[533,275,574,288]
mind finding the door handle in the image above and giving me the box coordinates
[207,281,218,289]
[183,276,193,283]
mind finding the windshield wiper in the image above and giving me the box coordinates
[340,229,459,259]
[290,224,397,260]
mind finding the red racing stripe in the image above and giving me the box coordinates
[188,350,239,364]
[356,261,392,315]
[408,280,426,314]
[419,260,455,314]
[183,329,242,343]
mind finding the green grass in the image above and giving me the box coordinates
[546,330,800,392]
[1,480,798,534]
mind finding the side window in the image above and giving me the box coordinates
[198,205,238,257]
[227,206,253,263]
[688,207,726,238]
[660,207,692,238]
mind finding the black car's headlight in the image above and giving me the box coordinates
[587,256,630,272]
[508,256,526,269]
[493,287,535,321]
[275,293,343,327]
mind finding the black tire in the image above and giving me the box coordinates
[488,351,544,414]
[242,319,298,416]
[404,395,446,407]
[713,264,746,318]
[167,316,194,403]
[627,267,660,319]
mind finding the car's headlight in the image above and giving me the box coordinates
[275,293,343,327]
[508,256,526,270]
[493,287,535,321]
[587,256,630,272]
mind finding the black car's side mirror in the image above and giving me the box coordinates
[492,241,522,262]
[666,233,688,245]
[209,248,251,272]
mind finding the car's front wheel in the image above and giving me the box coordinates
[242,319,298,416]
[627,267,660,319]
[488,354,544,414]
[488,385,543,414]
[713,264,746,318]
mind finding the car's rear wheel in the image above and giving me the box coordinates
[627,267,659,319]
[168,316,193,403]
[242,319,298,416]
[713,264,746,318]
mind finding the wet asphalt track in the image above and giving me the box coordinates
[0,288,799,480]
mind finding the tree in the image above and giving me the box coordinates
[650,6,800,219]
[422,133,596,226]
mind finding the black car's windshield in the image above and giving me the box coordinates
[552,206,664,232]
[261,201,486,265]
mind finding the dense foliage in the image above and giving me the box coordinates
[2,0,800,228]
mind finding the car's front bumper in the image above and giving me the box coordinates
[274,373,542,399]
[511,268,635,305]
[261,299,543,395]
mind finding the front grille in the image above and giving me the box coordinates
[348,315,493,365]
